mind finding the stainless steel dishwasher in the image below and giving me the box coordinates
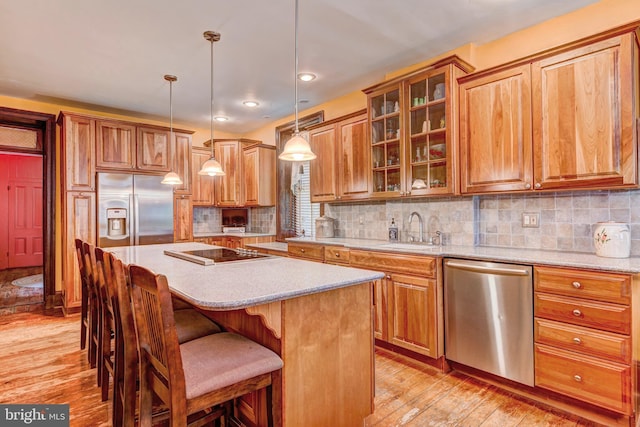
[444,258,534,386]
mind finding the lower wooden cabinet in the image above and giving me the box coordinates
[287,242,325,261]
[196,235,275,249]
[533,265,634,415]
[63,191,96,311]
[173,195,193,242]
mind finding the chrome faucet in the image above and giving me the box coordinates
[408,211,424,243]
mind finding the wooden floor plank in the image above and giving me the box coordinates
[0,311,601,427]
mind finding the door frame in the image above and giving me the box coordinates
[0,106,56,309]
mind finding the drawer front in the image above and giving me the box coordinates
[535,292,630,334]
[534,266,630,304]
[287,243,324,261]
[350,250,436,277]
[535,344,631,415]
[535,318,630,364]
[324,246,350,265]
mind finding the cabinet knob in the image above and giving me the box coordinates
[535,182,542,189]
[572,281,581,289]
[573,337,582,345]
[335,252,340,257]
[386,275,391,280]
[524,183,531,189]
[572,309,582,317]
[300,248,305,253]
[573,375,582,382]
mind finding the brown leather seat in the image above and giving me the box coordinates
[104,251,223,427]
[128,263,283,427]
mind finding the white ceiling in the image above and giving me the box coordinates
[0,0,597,134]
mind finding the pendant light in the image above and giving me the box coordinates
[198,31,226,176]
[161,74,184,185]
[278,0,316,162]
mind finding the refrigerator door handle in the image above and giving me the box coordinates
[132,194,139,246]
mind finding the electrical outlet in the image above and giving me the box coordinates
[522,212,540,228]
[359,216,364,225]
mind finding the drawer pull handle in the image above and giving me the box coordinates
[574,375,582,382]
[572,309,582,317]
[386,275,391,280]
[573,337,582,344]
[335,252,340,257]
[300,249,305,253]
[572,281,581,289]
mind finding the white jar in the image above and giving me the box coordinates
[593,221,630,258]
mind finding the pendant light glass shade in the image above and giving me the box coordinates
[161,74,183,185]
[279,132,316,161]
[278,0,316,162]
[198,31,226,177]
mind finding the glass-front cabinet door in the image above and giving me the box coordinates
[406,70,450,196]
[368,84,403,196]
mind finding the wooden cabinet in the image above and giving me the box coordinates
[350,249,442,358]
[533,265,633,415]
[173,195,193,242]
[136,126,171,172]
[364,56,473,198]
[532,34,638,190]
[95,120,136,170]
[191,147,215,205]
[460,29,639,194]
[309,111,369,202]
[323,246,350,265]
[287,241,324,261]
[243,144,276,206]
[59,113,96,191]
[172,132,192,194]
[214,139,261,207]
[63,191,96,310]
[459,65,533,193]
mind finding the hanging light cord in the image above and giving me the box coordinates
[294,0,300,135]
[169,78,174,142]
[209,34,215,158]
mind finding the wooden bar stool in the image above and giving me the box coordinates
[106,252,225,427]
[128,264,283,427]
[78,240,99,369]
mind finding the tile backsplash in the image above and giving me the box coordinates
[324,189,640,256]
[193,206,276,235]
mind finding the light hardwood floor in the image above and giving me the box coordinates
[0,311,597,426]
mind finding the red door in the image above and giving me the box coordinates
[0,154,43,269]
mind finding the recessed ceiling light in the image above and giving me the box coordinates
[297,73,316,82]
[214,116,228,122]
[243,101,259,107]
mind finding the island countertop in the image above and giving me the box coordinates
[108,242,384,310]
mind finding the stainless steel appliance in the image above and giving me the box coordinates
[444,258,534,386]
[98,173,174,248]
[163,248,269,265]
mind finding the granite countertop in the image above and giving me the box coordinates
[193,232,275,238]
[244,241,288,253]
[287,237,640,274]
[108,242,383,310]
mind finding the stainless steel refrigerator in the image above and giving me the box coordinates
[97,173,174,248]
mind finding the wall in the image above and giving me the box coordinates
[326,188,640,256]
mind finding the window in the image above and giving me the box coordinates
[291,161,320,237]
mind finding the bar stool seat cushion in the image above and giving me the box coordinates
[174,309,222,344]
[180,332,283,400]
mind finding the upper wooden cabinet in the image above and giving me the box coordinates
[191,147,215,205]
[308,111,369,202]
[173,195,193,242]
[213,139,262,207]
[460,28,639,194]
[95,120,136,170]
[532,35,638,190]
[172,132,192,194]
[364,56,473,198]
[243,144,276,206]
[136,126,171,172]
[59,113,96,191]
[459,64,533,193]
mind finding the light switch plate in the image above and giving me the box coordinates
[522,212,540,228]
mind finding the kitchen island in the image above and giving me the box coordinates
[109,242,384,427]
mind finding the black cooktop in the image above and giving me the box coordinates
[164,248,269,265]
